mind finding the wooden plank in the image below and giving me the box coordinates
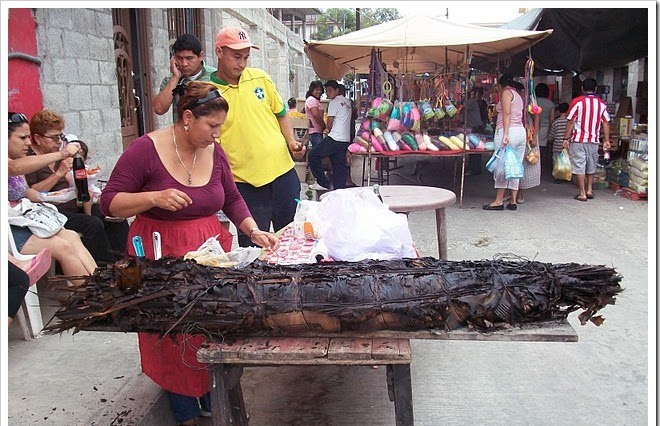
[263,319,578,342]
[372,338,411,361]
[238,337,329,361]
[198,338,244,364]
[327,338,373,360]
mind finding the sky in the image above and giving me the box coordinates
[396,1,525,25]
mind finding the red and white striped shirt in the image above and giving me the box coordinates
[567,94,610,143]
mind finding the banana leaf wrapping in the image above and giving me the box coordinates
[44,256,623,337]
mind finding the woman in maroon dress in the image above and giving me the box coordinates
[100,81,279,425]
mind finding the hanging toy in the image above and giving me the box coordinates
[525,57,542,115]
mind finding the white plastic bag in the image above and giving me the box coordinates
[314,188,417,261]
[8,198,68,238]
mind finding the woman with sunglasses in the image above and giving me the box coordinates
[100,81,279,425]
[8,112,97,285]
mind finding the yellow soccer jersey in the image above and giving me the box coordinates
[210,68,293,186]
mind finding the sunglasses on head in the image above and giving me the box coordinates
[9,113,28,124]
[184,90,223,111]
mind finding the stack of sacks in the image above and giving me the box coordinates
[627,157,648,194]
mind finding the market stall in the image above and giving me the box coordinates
[305,15,553,206]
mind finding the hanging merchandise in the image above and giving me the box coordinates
[525,57,542,115]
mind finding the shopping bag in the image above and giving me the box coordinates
[553,148,572,181]
[8,198,67,238]
[503,146,524,180]
[485,147,503,173]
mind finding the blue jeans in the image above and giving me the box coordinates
[308,136,350,190]
[169,391,211,423]
[235,168,301,247]
[308,132,323,149]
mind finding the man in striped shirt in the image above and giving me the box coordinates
[562,78,611,201]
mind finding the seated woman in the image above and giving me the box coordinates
[23,109,119,264]
[8,112,97,285]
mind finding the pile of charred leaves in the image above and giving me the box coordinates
[44,256,623,337]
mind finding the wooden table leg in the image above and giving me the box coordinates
[435,207,447,260]
[227,368,248,426]
[387,364,414,426]
[210,364,232,426]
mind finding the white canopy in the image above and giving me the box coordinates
[305,14,553,79]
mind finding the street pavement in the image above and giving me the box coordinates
[6,156,652,425]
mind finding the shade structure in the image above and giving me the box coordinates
[305,14,554,79]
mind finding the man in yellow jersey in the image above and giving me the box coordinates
[210,26,305,247]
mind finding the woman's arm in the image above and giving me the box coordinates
[310,105,326,132]
[9,143,80,177]
[106,189,192,218]
[29,160,71,192]
[237,217,279,251]
[501,89,512,144]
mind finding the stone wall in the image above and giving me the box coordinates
[35,8,123,173]
[34,7,318,172]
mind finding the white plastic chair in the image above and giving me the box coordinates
[8,224,45,340]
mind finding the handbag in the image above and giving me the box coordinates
[8,198,68,238]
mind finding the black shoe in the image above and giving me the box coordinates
[482,204,504,211]
[506,203,517,211]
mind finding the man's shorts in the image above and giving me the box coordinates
[569,142,599,175]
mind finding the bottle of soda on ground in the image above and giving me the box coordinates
[72,152,90,203]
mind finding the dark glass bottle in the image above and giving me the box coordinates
[72,152,90,203]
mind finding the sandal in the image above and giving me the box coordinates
[506,203,518,211]
[574,194,588,202]
[24,249,52,285]
[586,193,594,199]
[482,204,504,211]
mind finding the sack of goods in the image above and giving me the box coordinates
[8,198,68,238]
[553,149,572,181]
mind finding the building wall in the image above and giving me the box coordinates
[32,7,317,173]
[34,8,122,173]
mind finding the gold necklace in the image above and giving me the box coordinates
[171,125,197,185]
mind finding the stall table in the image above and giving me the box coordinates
[198,320,577,426]
[352,150,493,207]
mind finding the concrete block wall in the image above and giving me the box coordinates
[31,7,327,173]
[35,8,123,174]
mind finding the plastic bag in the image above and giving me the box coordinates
[504,146,524,180]
[314,188,416,261]
[486,147,506,181]
[8,198,67,238]
[553,148,572,181]
[184,235,262,268]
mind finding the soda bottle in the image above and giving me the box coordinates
[373,184,384,202]
[72,152,90,203]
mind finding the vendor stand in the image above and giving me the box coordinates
[304,15,553,207]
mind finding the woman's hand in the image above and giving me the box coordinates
[502,133,510,146]
[153,188,192,211]
[60,142,81,160]
[56,158,73,177]
[250,230,280,251]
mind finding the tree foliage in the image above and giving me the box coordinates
[310,8,401,41]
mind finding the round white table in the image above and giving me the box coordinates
[320,185,456,259]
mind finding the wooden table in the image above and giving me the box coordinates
[321,185,456,259]
[198,320,577,426]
